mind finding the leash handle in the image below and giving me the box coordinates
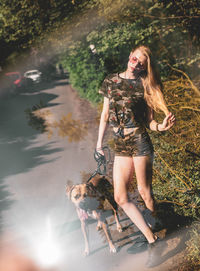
[86,146,111,183]
[94,146,111,175]
[101,146,111,164]
[94,146,111,164]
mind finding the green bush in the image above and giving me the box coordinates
[61,41,106,103]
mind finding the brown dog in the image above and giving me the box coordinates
[66,174,122,256]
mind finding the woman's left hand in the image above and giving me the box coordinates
[159,112,175,131]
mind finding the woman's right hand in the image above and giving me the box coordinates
[159,112,175,131]
[96,147,104,156]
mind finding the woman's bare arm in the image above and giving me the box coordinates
[147,106,175,132]
[96,97,109,152]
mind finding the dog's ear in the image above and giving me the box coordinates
[66,185,75,199]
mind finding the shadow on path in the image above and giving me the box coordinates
[0,82,64,231]
[146,228,189,268]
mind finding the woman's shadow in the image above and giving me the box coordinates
[116,202,192,266]
[143,202,192,267]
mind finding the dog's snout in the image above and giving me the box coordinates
[83,193,87,198]
[74,194,81,200]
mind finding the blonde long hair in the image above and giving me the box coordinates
[132,46,169,116]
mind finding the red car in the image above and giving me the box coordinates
[5,72,24,89]
[0,72,33,95]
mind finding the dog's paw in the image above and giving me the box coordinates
[110,245,117,254]
[83,249,90,257]
[117,225,123,232]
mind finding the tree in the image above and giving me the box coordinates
[0,0,90,65]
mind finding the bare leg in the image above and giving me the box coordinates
[133,155,154,212]
[113,156,155,243]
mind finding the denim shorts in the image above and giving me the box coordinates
[113,128,154,157]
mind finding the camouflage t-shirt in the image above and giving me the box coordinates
[99,73,148,128]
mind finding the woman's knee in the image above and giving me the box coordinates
[114,194,128,207]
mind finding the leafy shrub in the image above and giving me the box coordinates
[186,221,200,268]
[151,68,200,219]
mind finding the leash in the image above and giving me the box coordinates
[87,146,111,183]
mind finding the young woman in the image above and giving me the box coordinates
[96,45,175,266]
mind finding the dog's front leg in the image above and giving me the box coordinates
[94,211,117,254]
[113,209,123,232]
[101,220,117,253]
[106,197,123,233]
[80,220,90,256]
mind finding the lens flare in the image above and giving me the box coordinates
[30,217,62,269]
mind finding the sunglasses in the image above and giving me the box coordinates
[129,56,144,68]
